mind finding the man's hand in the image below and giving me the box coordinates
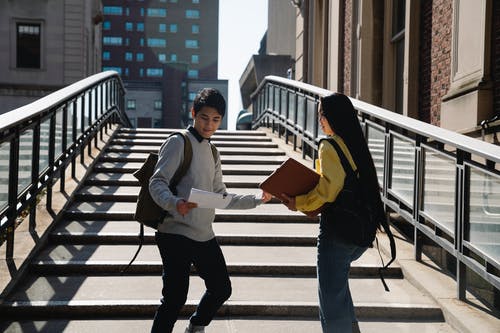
[261,191,273,203]
[280,193,297,211]
[176,199,198,216]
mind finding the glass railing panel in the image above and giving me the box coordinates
[76,96,83,135]
[266,84,272,110]
[39,118,50,173]
[66,101,74,147]
[422,147,455,234]
[297,94,306,130]
[54,107,64,160]
[468,165,500,262]
[280,89,287,118]
[305,98,316,135]
[18,129,33,194]
[274,86,279,113]
[390,135,415,205]
[0,141,10,212]
[288,93,296,124]
[366,124,385,186]
[84,91,91,132]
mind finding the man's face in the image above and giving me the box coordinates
[192,106,222,139]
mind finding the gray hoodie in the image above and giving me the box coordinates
[149,128,262,241]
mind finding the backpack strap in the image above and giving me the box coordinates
[320,137,396,292]
[169,131,193,195]
[319,138,356,177]
[122,131,193,274]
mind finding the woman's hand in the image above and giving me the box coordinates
[261,191,273,203]
[280,193,297,211]
[176,199,198,216]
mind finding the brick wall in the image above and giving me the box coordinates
[418,0,453,126]
[343,0,352,95]
[493,0,500,115]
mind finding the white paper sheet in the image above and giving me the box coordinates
[188,188,234,209]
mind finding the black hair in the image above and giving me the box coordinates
[320,93,385,219]
[193,88,226,117]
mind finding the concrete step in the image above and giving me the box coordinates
[91,162,278,175]
[105,145,287,156]
[99,152,288,164]
[110,138,280,149]
[0,317,459,333]
[1,275,442,320]
[83,172,268,187]
[31,244,399,277]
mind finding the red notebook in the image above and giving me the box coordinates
[259,158,320,203]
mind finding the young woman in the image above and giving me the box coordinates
[281,93,385,333]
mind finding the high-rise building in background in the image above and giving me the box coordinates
[0,0,104,115]
[102,0,227,129]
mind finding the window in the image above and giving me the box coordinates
[147,68,163,77]
[153,118,162,128]
[103,66,122,74]
[189,92,197,101]
[170,24,178,33]
[125,22,133,31]
[103,21,111,30]
[158,53,166,62]
[103,51,111,61]
[185,39,198,48]
[124,68,129,76]
[154,100,162,110]
[187,69,198,79]
[148,8,167,17]
[192,0,200,3]
[148,38,166,47]
[127,99,136,110]
[124,38,130,46]
[17,23,41,69]
[103,6,123,15]
[170,54,177,62]
[140,8,144,16]
[125,52,133,61]
[159,24,167,33]
[191,55,199,63]
[185,10,200,19]
[139,68,144,77]
[103,36,122,46]
[136,53,144,62]
[137,23,144,31]
[140,38,144,46]
[191,24,199,34]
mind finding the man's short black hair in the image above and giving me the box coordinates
[193,88,226,117]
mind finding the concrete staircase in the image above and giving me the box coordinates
[0,128,459,332]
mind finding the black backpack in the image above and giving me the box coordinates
[321,138,396,291]
[122,131,217,273]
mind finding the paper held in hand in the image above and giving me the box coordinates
[188,188,234,209]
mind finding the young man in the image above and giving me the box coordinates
[149,88,271,333]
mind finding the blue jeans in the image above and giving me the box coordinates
[317,234,367,333]
[151,233,232,333]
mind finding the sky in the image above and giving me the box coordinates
[218,0,268,130]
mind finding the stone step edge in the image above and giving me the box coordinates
[0,300,444,321]
[29,261,403,278]
[49,232,317,245]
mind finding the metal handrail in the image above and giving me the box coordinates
[0,71,130,259]
[251,75,500,300]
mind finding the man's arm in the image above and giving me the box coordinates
[149,135,184,213]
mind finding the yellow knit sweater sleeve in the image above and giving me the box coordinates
[295,136,356,213]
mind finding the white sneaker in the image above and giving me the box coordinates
[184,322,205,333]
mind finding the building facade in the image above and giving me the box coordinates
[292,0,499,133]
[102,0,227,129]
[0,0,103,115]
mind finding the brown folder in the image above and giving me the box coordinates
[259,158,320,203]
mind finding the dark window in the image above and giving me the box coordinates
[17,23,41,69]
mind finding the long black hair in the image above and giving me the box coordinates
[320,93,384,217]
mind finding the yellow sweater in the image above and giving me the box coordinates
[295,135,357,213]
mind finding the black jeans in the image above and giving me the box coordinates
[151,233,232,333]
